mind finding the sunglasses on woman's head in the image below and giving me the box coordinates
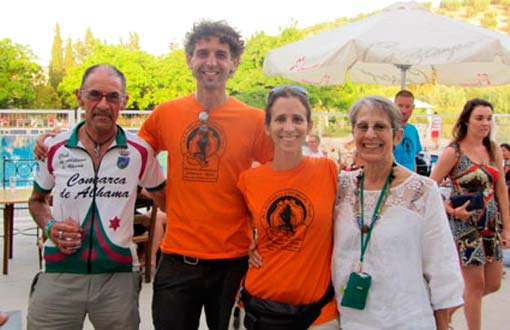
[267,85,308,103]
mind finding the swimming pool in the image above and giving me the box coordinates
[1,135,38,188]
[1,134,167,189]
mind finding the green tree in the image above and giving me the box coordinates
[49,23,65,90]
[31,83,61,109]
[232,25,315,107]
[58,43,183,110]
[32,6,510,118]
[465,0,491,11]
[57,64,83,109]
[74,28,100,64]
[480,11,498,29]
[0,38,42,108]
[121,32,141,51]
[466,6,479,18]
[439,0,462,10]
[152,50,194,106]
[64,37,75,73]
[231,31,287,108]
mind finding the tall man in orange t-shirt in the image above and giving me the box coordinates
[138,21,273,330]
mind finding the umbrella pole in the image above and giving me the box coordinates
[395,64,411,90]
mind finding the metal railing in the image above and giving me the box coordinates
[2,109,510,171]
[2,157,38,190]
[0,109,154,132]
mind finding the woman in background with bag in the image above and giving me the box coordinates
[430,98,510,330]
[500,143,510,192]
[333,96,463,330]
[237,86,338,330]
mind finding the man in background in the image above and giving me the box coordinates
[303,134,325,158]
[393,89,422,171]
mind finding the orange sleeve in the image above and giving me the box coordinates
[138,105,163,152]
[328,158,339,196]
[237,171,246,195]
[251,110,273,164]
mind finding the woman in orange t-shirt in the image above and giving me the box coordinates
[237,86,339,330]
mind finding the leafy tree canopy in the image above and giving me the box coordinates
[2,2,510,118]
[0,38,42,108]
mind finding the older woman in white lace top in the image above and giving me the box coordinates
[332,96,463,330]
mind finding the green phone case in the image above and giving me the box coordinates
[340,272,372,310]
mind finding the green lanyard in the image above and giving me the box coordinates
[357,169,392,268]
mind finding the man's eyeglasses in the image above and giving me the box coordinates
[267,85,308,103]
[81,89,123,104]
[354,122,393,134]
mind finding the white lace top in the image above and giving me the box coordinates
[332,170,464,330]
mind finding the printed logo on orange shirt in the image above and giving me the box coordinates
[261,189,314,252]
[180,120,226,182]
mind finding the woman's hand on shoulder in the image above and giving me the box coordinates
[33,129,60,160]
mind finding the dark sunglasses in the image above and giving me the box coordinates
[81,89,123,104]
[267,85,308,103]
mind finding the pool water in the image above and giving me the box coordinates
[1,135,167,188]
[1,136,39,188]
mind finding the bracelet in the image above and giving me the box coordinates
[45,219,57,238]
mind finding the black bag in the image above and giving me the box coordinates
[415,156,430,176]
[241,283,334,330]
[450,192,484,211]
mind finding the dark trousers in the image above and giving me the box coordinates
[152,253,248,330]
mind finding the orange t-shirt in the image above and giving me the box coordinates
[237,157,339,324]
[138,94,273,258]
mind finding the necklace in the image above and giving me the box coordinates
[354,163,396,268]
[83,125,116,157]
[198,108,211,140]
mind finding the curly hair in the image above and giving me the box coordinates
[184,20,245,59]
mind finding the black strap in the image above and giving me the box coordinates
[316,282,335,309]
[239,282,335,330]
[240,281,334,314]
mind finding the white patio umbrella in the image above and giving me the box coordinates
[263,1,510,89]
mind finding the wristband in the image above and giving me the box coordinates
[45,219,57,238]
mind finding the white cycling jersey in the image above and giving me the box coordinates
[35,122,165,274]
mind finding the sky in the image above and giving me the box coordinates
[2,0,439,65]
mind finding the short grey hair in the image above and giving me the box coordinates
[349,96,402,137]
[81,64,126,92]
